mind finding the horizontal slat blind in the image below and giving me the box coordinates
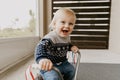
[52,0,111,49]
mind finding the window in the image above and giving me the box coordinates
[0,0,37,38]
[52,0,111,49]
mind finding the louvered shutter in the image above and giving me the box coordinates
[52,0,111,49]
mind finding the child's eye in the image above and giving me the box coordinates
[69,23,73,25]
[61,21,65,24]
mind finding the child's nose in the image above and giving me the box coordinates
[65,23,69,28]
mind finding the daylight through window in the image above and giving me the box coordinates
[0,0,37,38]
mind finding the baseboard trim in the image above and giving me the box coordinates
[0,53,33,74]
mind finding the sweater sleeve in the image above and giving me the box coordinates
[34,39,51,64]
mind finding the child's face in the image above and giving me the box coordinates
[54,13,76,37]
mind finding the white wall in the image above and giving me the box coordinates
[109,0,120,54]
[0,37,39,73]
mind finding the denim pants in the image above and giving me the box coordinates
[40,60,75,80]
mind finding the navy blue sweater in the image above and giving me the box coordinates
[35,31,73,64]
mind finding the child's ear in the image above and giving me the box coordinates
[53,22,56,29]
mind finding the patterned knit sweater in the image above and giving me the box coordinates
[35,31,73,64]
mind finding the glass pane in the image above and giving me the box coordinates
[0,0,37,38]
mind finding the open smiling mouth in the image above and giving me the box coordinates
[62,30,69,33]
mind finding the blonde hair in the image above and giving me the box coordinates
[49,8,76,30]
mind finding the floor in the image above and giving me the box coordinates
[0,56,34,80]
[0,50,120,80]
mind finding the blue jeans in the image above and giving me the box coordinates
[40,60,75,80]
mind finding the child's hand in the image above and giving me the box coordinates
[38,59,53,71]
[71,46,79,53]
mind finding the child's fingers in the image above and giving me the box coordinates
[39,59,47,70]
[45,61,50,71]
[39,59,53,71]
[71,46,79,53]
[74,50,78,53]
[45,60,53,71]
[48,62,53,71]
[38,61,43,69]
[41,61,47,70]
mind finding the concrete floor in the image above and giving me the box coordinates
[0,50,120,80]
